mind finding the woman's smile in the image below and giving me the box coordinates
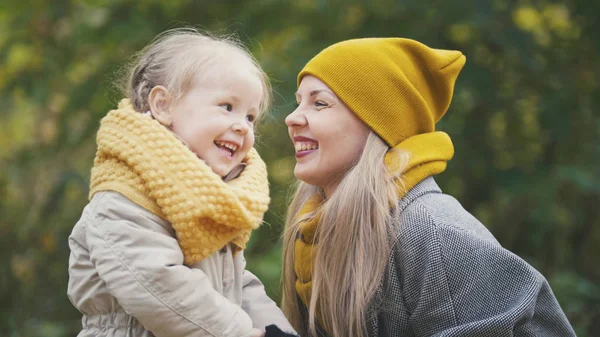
[293,136,319,158]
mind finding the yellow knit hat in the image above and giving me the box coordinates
[298,38,466,146]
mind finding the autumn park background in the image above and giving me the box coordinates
[1,0,599,336]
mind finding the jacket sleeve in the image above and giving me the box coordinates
[241,269,296,334]
[85,193,254,337]
[396,201,576,337]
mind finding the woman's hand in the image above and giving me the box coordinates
[250,328,265,337]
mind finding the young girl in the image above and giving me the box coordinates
[282,38,576,336]
[67,29,295,337]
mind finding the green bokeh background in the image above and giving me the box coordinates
[1,0,599,336]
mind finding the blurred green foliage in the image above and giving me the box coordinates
[1,0,599,336]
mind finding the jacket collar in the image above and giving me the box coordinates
[398,176,442,213]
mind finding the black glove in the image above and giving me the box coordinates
[265,324,299,337]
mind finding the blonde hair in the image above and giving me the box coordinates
[282,132,409,337]
[121,27,271,118]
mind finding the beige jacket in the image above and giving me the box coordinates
[68,191,294,337]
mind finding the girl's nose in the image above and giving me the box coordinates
[232,121,250,135]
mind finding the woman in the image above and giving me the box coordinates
[281,38,575,337]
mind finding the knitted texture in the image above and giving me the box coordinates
[298,38,465,147]
[89,99,270,265]
[294,131,454,314]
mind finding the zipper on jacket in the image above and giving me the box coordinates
[221,244,227,287]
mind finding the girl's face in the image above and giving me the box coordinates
[166,62,263,177]
[285,75,370,196]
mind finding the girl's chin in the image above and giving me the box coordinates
[204,161,230,177]
[210,160,249,180]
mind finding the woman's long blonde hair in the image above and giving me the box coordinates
[282,132,408,337]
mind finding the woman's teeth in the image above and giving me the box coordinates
[215,141,238,153]
[295,142,319,152]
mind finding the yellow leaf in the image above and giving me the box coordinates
[294,0,317,11]
[343,5,365,30]
[41,232,57,254]
[449,23,473,44]
[543,4,571,32]
[49,93,68,115]
[6,44,36,74]
[0,90,37,159]
[39,118,57,144]
[533,29,551,46]
[512,6,542,32]
[11,254,36,283]
[269,156,296,185]
[0,14,8,49]
[0,66,7,91]
[489,110,507,141]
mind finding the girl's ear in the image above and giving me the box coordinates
[148,85,173,127]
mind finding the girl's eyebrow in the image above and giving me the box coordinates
[214,92,240,103]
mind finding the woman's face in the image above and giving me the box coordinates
[285,75,370,196]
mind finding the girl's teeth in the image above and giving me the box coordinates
[215,141,238,152]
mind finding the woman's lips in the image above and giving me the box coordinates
[293,136,319,159]
[296,148,317,158]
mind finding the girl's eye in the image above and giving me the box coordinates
[246,114,256,123]
[219,103,233,112]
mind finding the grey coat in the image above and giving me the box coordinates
[366,177,576,337]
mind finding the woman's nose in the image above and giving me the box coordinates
[285,107,306,128]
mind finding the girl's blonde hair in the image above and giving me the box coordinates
[121,27,271,118]
[282,132,409,337]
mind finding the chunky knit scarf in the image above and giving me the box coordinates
[294,131,454,308]
[89,99,270,265]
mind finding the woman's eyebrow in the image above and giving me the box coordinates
[295,89,336,98]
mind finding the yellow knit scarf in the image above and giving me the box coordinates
[294,131,454,309]
[89,99,270,265]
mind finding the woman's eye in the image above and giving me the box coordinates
[315,100,328,107]
[219,103,233,112]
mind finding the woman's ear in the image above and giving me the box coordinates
[148,85,173,127]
